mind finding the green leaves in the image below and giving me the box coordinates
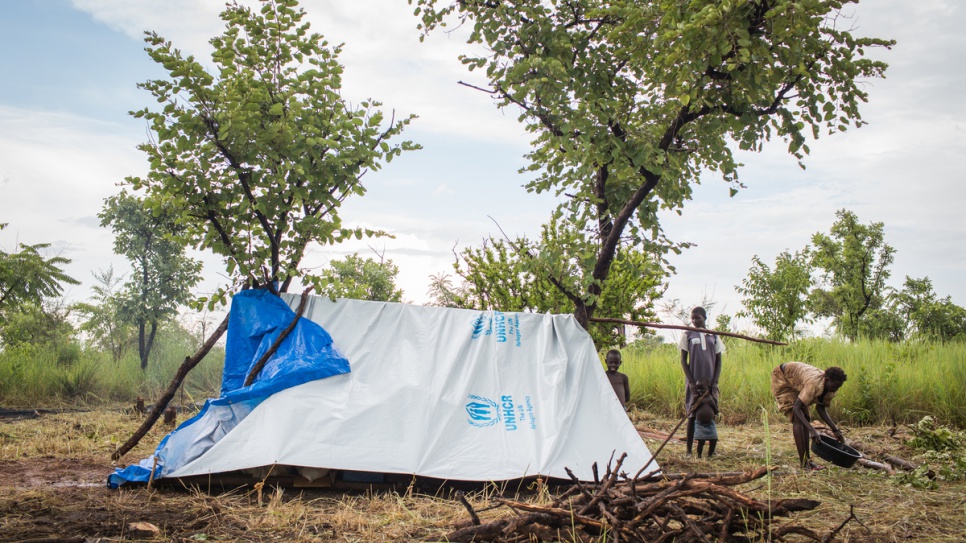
[415,0,891,331]
[315,254,404,303]
[810,209,897,341]
[736,249,814,342]
[0,223,80,321]
[124,0,416,301]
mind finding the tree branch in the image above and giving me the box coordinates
[243,286,313,387]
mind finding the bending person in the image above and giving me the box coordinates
[770,362,847,470]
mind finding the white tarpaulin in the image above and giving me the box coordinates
[163,296,656,482]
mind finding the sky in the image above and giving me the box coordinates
[1,0,964,335]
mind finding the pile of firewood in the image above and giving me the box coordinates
[447,456,853,543]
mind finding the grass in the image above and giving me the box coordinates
[620,337,966,427]
[0,325,224,407]
[2,409,965,542]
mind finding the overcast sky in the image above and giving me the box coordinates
[1,0,964,334]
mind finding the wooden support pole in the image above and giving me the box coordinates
[111,314,230,461]
[243,287,313,387]
[588,317,788,346]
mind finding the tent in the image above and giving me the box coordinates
[109,291,657,487]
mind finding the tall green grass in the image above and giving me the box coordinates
[0,326,224,407]
[619,337,966,427]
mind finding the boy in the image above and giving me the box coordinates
[679,306,724,456]
[605,349,631,410]
[693,378,719,458]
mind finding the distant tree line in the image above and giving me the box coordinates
[735,209,966,343]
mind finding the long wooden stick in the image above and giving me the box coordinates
[243,287,313,387]
[632,389,709,480]
[112,314,230,461]
[589,317,788,346]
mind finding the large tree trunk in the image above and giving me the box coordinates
[138,320,147,370]
[140,321,158,370]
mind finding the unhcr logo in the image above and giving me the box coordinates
[466,395,500,427]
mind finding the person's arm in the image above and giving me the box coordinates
[792,399,819,439]
[815,403,844,442]
[680,350,693,388]
[710,396,719,415]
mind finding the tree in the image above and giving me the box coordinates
[413,0,892,330]
[810,209,895,341]
[895,276,966,342]
[0,300,77,362]
[125,0,416,309]
[99,192,203,369]
[736,249,812,341]
[435,221,667,347]
[318,253,404,302]
[856,305,905,343]
[111,0,417,459]
[74,267,135,363]
[0,223,80,322]
[427,272,467,308]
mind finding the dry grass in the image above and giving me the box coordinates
[1,408,964,542]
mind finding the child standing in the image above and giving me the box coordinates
[605,349,631,410]
[693,378,719,457]
[679,306,724,456]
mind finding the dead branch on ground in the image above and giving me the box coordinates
[447,467,832,543]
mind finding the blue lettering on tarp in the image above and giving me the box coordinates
[494,313,506,343]
[501,395,517,431]
[467,393,536,432]
[471,312,523,346]
[525,395,537,430]
[466,395,500,427]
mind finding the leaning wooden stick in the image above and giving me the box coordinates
[632,389,709,481]
[112,314,230,461]
[589,317,788,346]
[243,286,313,387]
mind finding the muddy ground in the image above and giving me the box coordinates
[1,409,965,542]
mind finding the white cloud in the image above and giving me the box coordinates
[4,0,964,320]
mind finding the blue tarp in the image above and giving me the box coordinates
[108,290,351,488]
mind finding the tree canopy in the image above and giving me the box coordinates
[736,249,813,341]
[734,210,966,343]
[414,0,893,329]
[98,192,203,368]
[318,253,404,302]
[0,223,79,323]
[429,220,666,347]
[74,267,133,363]
[810,209,895,341]
[894,276,966,343]
[126,0,417,308]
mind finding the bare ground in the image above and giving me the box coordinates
[1,409,964,542]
